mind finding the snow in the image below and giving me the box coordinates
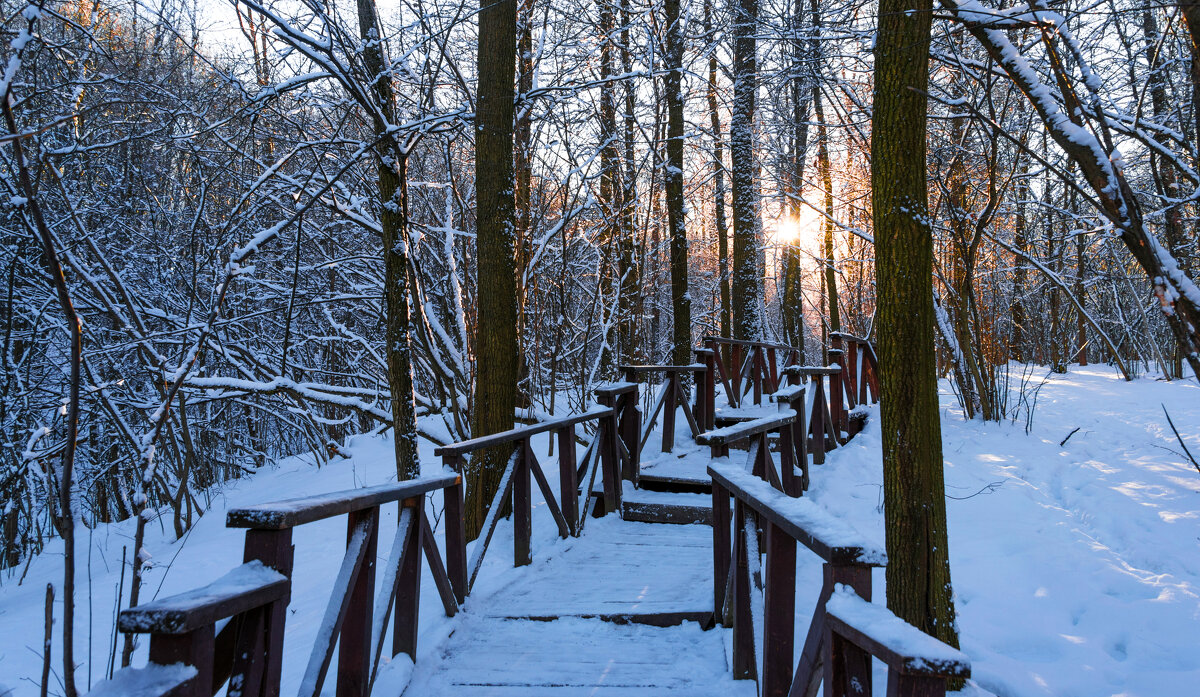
[826,584,970,673]
[85,663,196,697]
[805,366,1200,696]
[4,368,1198,697]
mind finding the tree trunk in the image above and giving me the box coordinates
[665,0,691,366]
[705,0,731,344]
[730,0,761,340]
[814,88,839,336]
[470,0,519,538]
[357,0,419,481]
[871,0,961,661]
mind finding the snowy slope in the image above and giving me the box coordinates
[805,366,1200,697]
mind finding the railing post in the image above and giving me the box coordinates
[703,350,716,430]
[796,561,872,693]
[767,346,779,392]
[515,438,533,566]
[711,482,731,623]
[731,343,744,405]
[441,458,467,604]
[620,389,640,481]
[242,528,292,697]
[662,372,677,452]
[829,350,847,442]
[809,376,827,465]
[732,500,755,680]
[824,615,872,697]
[149,627,214,697]
[846,340,860,408]
[339,505,378,697]
[393,499,422,662]
[557,425,579,536]
[752,347,764,405]
[762,521,796,697]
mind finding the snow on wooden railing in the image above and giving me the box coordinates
[825,585,970,697]
[709,462,886,697]
[95,472,464,697]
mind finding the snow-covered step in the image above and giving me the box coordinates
[480,517,712,624]
[621,489,712,526]
[404,615,753,696]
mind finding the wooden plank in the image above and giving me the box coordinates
[338,507,378,697]
[297,515,373,697]
[763,522,797,697]
[226,474,458,530]
[825,588,970,678]
[480,519,712,619]
[696,411,796,447]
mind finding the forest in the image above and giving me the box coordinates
[1,0,1198,693]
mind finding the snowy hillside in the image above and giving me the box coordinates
[808,366,1200,696]
[1,365,1197,696]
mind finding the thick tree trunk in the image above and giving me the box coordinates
[665,0,691,365]
[871,0,961,660]
[470,0,519,538]
[730,0,761,340]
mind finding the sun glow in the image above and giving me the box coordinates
[776,216,802,244]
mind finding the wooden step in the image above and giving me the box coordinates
[621,489,712,526]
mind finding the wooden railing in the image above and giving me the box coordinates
[702,336,802,410]
[616,363,706,457]
[709,462,887,697]
[95,473,463,697]
[432,402,626,578]
[709,463,968,697]
[824,586,970,697]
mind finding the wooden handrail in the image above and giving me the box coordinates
[696,411,796,447]
[709,464,884,565]
[702,336,800,352]
[226,473,460,529]
[433,407,613,457]
[118,562,288,634]
[711,461,885,697]
[619,363,708,374]
[825,585,970,696]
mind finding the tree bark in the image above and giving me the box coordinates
[730,0,761,340]
[872,0,961,660]
[357,0,420,481]
[665,0,691,365]
[470,0,519,538]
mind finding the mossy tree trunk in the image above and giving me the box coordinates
[871,0,961,662]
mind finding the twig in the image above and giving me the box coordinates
[1059,427,1081,447]
[946,481,1004,500]
[41,584,52,697]
[1162,404,1200,475]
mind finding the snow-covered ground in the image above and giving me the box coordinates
[1,364,1197,697]
[806,365,1200,696]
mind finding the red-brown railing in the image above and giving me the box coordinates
[702,336,802,410]
[708,463,967,697]
[98,473,462,697]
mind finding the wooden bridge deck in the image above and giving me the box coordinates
[403,517,751,696]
